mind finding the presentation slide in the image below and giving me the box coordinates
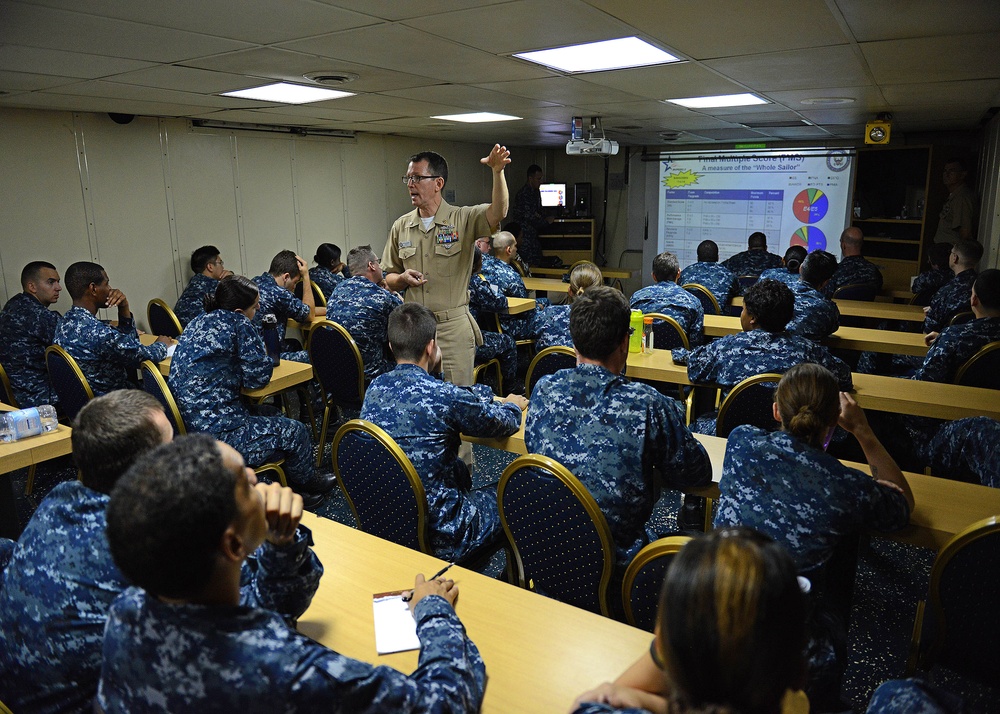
[656,150,855,268]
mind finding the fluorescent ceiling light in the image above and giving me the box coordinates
[431,112,521,123]
[515,37,680,73]
[666,93,768,109]
[221,82,354,104]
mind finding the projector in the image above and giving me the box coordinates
[566,139,619,156]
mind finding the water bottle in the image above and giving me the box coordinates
[642,316,655,354]
[261,314,281,366]
[0,405,58,443]
[629,310,643,353]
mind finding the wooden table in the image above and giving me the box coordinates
[731,296,925,323]
[155,356,314,399]
[505,297,536,315]
[522,277,570,293]
[297,512,651,714]
[531,266,638,280]
[702,315,928,356]
[0,403,73,537]
[464,425,1000,552]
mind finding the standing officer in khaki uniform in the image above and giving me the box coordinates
[382,144,511,388]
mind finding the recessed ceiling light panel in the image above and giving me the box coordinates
[515,37,680,73]
[800,97,855,106]
[666,93,769,109]
[431,112,521,123]
[221,82,354,104]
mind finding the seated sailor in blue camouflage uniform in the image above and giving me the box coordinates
[0,260,62,408]
[721,231,783,279]
[170,275,336,506]
[679,239,739,310]
[526,286,711,575]
[823,227,883,297]
[629,251,705,346]
[759,244,807,287]
[715,364,913,711]
[923,239,982,333]
[98,434,479,713]
[911,242,954,304]
[310,242,348,299]
[533,261,603,351]
[252,249,326,363]
[468,248,520,393]
[53,261,174,396]
[480,231,537,340]
[865,678,964,714]
[786,250,841,341]
[672,279,853,435]
[361,303,527,563]
[173,245,232,327]
[927,416,1000,489]
[0,393,321,713]
[326,244,402,383]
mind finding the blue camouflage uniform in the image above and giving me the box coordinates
[672,330,853,435]
[253,272,312,362]
[722,249,783,277]
[865,679,963,714]
[786,279,841,341]
[911,268,952,301]
[309,264,345,301]
[525,364,711,567]
[759,266,801,287]
[0,480,321,714]
[467,272,517,385]
[169,309,319,491]
[173,273,218,327]
[630,281,705,346]
[823,255,883,297]
[97,588,485,714]
[326,276,402,382]
[480,257,535,339]
[361,364,521,562]
[0,292,60,407]
[924,269,976,333]
[927,416,1000,489]
[533,303,573,351]
[54,306,168,396]
[679,261,738,310]
[509,182,546,266]
[912,316,1000,383]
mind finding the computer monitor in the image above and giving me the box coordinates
[539,183,567,208]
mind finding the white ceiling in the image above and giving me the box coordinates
[1,0,998,147]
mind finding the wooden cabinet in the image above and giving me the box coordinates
[852,147,932,293]
[537,218,594,264]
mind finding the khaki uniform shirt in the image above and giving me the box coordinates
[933,183,977,243]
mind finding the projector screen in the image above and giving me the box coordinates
[653,150,855,268]
[540,183,567,208]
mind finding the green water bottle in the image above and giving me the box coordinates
[629,310,643,353]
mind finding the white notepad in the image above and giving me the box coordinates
[372,591,421,655]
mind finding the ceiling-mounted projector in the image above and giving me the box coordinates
[566,139,619,156]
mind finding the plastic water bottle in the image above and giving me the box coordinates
[0,405,58,442]
[261,314,282,366]
[629,310,643,353]
[642,316,655,354]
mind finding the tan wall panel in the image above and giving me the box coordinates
[234,135,297,277]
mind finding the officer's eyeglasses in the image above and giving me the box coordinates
[402,175,441,185]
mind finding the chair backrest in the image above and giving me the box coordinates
[736,275,758,293]
[0,361,19,408]
[308,320,366,409]
[682,282,721,315]
[622,535,691,631]
[525,346,576,398]
[146,298,182,338]
[954,341,1000,390]
[44,345,94,421]
[139,361,186,435]
[715,372,782,438]
[949,310,974,326]
[498,454,615,616]
[294,280,326,306]
[909,290,935,307]
[832,283,879,302]
[918,515,1000,685]
[645,313,690,351]
[332,419,431,554]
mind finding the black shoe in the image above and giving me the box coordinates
[677,495,707,532]
[306,472,337,495]
[299,491,326,510]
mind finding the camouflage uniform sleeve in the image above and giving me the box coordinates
[236,319,273,390]
[682,341,725,383]
[813,347,853,390]
[107,317,169,365]
[651,394,712,488]
[0,537,14,574]
[571,705,648,714]
[239,525,323,621]
[469,275,508,313]
[670,347,690,365]
[859,475,911,533]
[911,328,956,383]
[866,677,961,714]
[294,595,486,712]
[689,302,705,346]
[279,289,311,323]
[447,385,521,438]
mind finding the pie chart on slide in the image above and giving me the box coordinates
[790,226,827,252]
[792,188,828,223]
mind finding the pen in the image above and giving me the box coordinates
[402,563,455,602]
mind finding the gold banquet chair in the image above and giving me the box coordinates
[524,345,576,398]
[954,341,1000,391]
[622,535,692,632]
[146,298,183,339]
